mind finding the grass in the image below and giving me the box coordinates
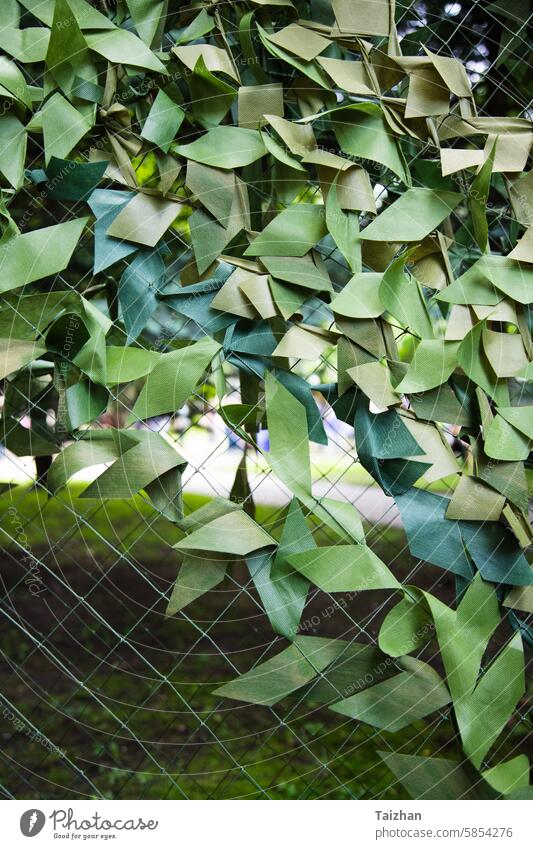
[0,485,527,800]
[0,480,403,567]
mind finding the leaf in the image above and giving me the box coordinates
[141,90,185,153]
[106,193,182,247]
[87,189,139,273]
[125,0,167,47]
[483,755,530,795]
[380,252,434,340]
[332,0,391,37]
[394,488,474,579]
[508,225,533,262]
[325,176,361,272]
[265,114,316,155]
[45,0,91,97]
[48,430,133,494]
[378,597,434,657]
[56,298,111,387]
[130,337,221,421]
[0,27,50,62]
[379,752,498,800]
[275,369,327,446]
[498,406,533,440]
[118,249,165,343]
[105,346,160,384]
[244,205,327,257]
[469,140,495,253]
[507,786,533,800]
[173,43,239,82]
[265,372,363,540]
[424,48,472,98]
[41,92,94,163]
[85,28,166,72]
[34,156,108,202]
[318,56,374,96]
[0,115,27,190]
[247,502,311,639]
[286,545,401,593]
[476,255,533,304]
[237,270,277,319]
[186,161,235,225]
[252,498,314,639]
[422,573,500,703]
[331,273,383,318]
[445,476,505,522]
[0,218,87,294]
[273,323,334,360]
[395,340,459,394]
[437,259,503,306]
[330,658,450,732]
[238,82,284,130]
[78,430,186,502]
[347,361,398,409]
[174,507,275,557]
[257,23,330,89]
[333,104,410,184]
[354,397,431,497]
[166,554,227,615]
[362,188,463,242]
[176,127,266,169]
[457,320,508,403]
[268,23,331,62]
[265,371,312,495]
[262,129,306,170]
[65,380,108,429]
[213,636,346,706]
[441,148,484,176]
[0,339,46,379]
[188,55,236,129]
[0,55,31,108]
[455,633,525,768]
[460,521,533,586]
[164,276,234,332]
[174,9,215,45]
[261,254,332,292]
[501,504,532,548]
[211,267,257,319]
[484,414,530,461]
[404,416,459,483]
[188,209,232,276]
[405,67,450,118]
[410,383,471,426]
[0,0,23,26]
[19,0,116,29]
[479,461,529,516]
[301,641,394,704]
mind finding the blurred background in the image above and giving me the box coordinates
[0,0,531,800]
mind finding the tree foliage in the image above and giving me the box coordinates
[0,0,531,799]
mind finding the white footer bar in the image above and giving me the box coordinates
[1,799,530,848]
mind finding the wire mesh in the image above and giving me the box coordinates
[0,0,531,800]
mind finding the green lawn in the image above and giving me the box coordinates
[0,486,526,800]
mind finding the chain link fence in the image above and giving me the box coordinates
[0,0,531,800]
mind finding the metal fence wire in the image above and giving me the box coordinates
[0,0,531,800]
